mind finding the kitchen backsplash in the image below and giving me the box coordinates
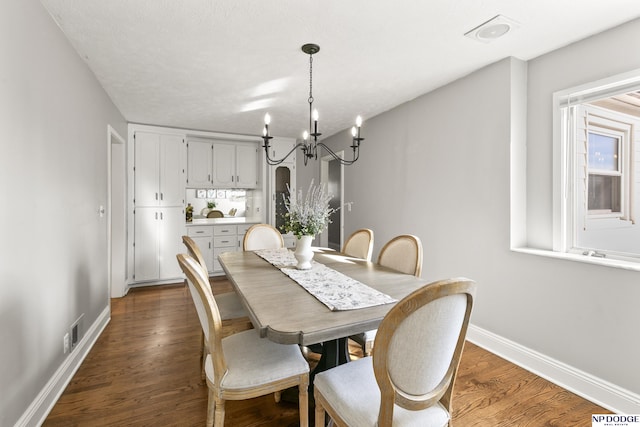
[186,188,250,218]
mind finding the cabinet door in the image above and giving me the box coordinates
[187,140,213,188]
[134,207,160,281]
[236,143,258,188]
[158,207,186,279]
[159,135,186,206]
[190,235,214,273]
[212,143,236,187]
[134,132,160,207]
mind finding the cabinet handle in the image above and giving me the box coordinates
[155,212,158,220]
[231,175,234,182]
[221,230,229,233]
[160,193,164,201]
[196,231,204,234]
[160,212,164,220]
[209,242,211,249]
[221,240,229,244]
[155,192,158,200]
[208,174,211,182]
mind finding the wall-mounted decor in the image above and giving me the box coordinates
[196,189,207,198]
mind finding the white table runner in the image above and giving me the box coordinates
[254,248,397,311]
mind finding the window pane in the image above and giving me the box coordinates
[588,174,621,212]
[588,132,619,171]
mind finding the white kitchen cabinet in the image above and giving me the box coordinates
[212,224,239,273]
[186,139,213,188]
[184,223,255,275]
[211,142,259,188]
[134,131,186,207]
[134,207,185,281]
[187,226,214,272]
[187,140,258,189]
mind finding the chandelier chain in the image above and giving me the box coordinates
[308,54,314,104]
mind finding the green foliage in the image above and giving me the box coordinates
[281,181,336,238]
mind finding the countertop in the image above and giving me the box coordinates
[185,217,262,226]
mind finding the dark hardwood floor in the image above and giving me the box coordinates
[44,279,609,426]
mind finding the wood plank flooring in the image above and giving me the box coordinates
[44,279,610,426]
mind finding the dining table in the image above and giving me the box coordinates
[218,247,428,385]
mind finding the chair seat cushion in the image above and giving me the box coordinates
[205,329,309,389]
[314,358,450,427]
[216,291,248,320]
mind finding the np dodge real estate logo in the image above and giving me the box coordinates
[593,415,640,426]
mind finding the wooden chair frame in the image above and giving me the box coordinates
[242,223,284,251]
[377,234,423,277]
[177,254,309,427]
[315,278,476,427]
[342,228,374,261]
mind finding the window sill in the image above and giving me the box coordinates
[511,247,640,272]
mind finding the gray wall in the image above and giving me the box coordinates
[0,1,126,425]
[311,19,640,403]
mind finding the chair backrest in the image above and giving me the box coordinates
[243,223,285,251]
[372,278,476,424]
[342,228,374,261]
[207,210,224,218]
[176,253,228,388]
[377,234,423,277]
[182,235,208,271]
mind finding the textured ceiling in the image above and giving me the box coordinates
[40,0,640,139]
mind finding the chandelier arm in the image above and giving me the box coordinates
[316,142,359,166]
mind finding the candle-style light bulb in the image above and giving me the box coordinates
[303,130,309,141]
[351,126,357,137]
[356,115,362,127]
[262,127,267,137]
[264,113,271,125]
[312,109,319,121]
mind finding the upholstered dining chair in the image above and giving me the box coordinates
[182,235,247,321]
[177,253,310,427]
[351,234,423,356]
[315,278,476,427]
[182,235,248,379]
[207,209,224,218]
[342,228,374,261]
[242,223,285,251]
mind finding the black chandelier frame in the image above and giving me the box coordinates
[261,43,364,166]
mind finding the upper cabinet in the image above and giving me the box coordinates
[186,138,214,188]
[187,139,258,189]
[134,131,186,207]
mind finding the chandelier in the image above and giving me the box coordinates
[261,43,364,166]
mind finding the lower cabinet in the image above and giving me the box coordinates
[186,226,214,272]
[186,223,255,275]
[134,207,186,282]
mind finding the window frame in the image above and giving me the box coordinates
[584,108,631,222]
[553,71,640,262]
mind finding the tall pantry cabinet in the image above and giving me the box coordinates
[132,130,186,282]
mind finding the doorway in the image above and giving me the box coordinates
[320,153,344,250]
[108,125,127,298]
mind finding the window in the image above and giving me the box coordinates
[583,108,631,221]
[554,75,640,262]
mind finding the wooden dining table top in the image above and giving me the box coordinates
[218,248,428,346]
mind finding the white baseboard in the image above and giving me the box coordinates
[15,306,111,427]
[467,324,640,414]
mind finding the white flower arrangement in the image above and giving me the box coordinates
[282,181,336,238]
